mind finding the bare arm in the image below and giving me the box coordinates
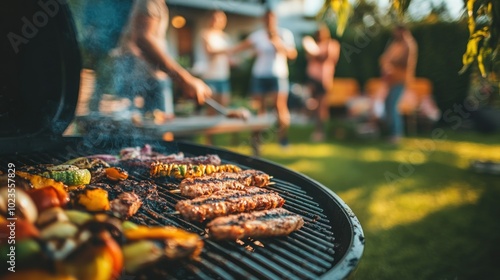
[404,31,418,84]
[202,31,228,56]
[228,39,253,54]
[271,35,297,60]
[133,15,211,103]
[328,39,341,65]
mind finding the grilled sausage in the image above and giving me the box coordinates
[207,208,304,240]
[178,170,272,198]
[175,187,285,222]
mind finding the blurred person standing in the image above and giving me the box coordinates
[231,10,297,148]
[200,10,232,110]
[113,0,211,123]
[199,10,232,144]
[379,25,418,144]
[303,24,340,142]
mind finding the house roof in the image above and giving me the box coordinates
[167,0,267,17]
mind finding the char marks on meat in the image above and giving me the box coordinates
[175,187,285,222]
[179,170,271,198]
[87,180,170,216]
[207,208,304,240]
[110,192,143,218]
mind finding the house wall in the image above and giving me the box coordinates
[167,0,318,68]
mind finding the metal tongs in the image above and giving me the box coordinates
[204,97,251,121]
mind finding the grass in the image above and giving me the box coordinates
[196,123,500,280]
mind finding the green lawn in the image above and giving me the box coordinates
[199,124,500,280]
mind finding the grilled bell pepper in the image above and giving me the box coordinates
[105,167,128,181]
[28,186,67,212]
[15,171,66,190]
[124,225,204,260]
[57,231,123,280]
[77,188,110,212]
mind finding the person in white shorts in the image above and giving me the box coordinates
[231,10,297,147]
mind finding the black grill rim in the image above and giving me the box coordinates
[0,136,364,279]
[175,141,365,280]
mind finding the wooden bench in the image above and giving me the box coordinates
[364,77,433,134]
[326,78,361,107]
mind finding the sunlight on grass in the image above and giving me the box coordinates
[363,182,482,231]
[403,138,500,169]
[263,144,340,158]
[286,159,324,174]
[227,143,431,166]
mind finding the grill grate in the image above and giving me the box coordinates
[0,139,363,279]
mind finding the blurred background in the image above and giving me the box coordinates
[66,0,500,279]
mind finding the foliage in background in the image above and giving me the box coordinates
[460,0,500,84]
[317,0,353,37]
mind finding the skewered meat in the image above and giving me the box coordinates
[175,187,285,222]
[206,208,304,240]
[110,192,143,218]
[150,163,241,179]
[178,170,272,198]
[120,154,222,174]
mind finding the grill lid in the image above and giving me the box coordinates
[0,0,81,142]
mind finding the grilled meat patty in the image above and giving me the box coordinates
[110,192,143,218]
[207,208,304,240]
[178,170,271,198]
[175,187,285,222]
[86,180,170,217]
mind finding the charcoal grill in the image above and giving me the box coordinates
[0,1,364,279]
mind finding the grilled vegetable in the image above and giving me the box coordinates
[122,240,164,273]
[1,270,76,280]
[0,239,41,264]
[123,225,204,272]
[57,231,123,280]
[40,221,79,240]
[150,163,242,179]
[42,165,91,186]
[77,188,110,212]
[37,207,69,228]
[64,210,93,226]
[28,186,67,212]
[105,167,129,181]
[0,220,39,242]
[15,171,66,189]
[14,172,69,204]
[0,188,38,223]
